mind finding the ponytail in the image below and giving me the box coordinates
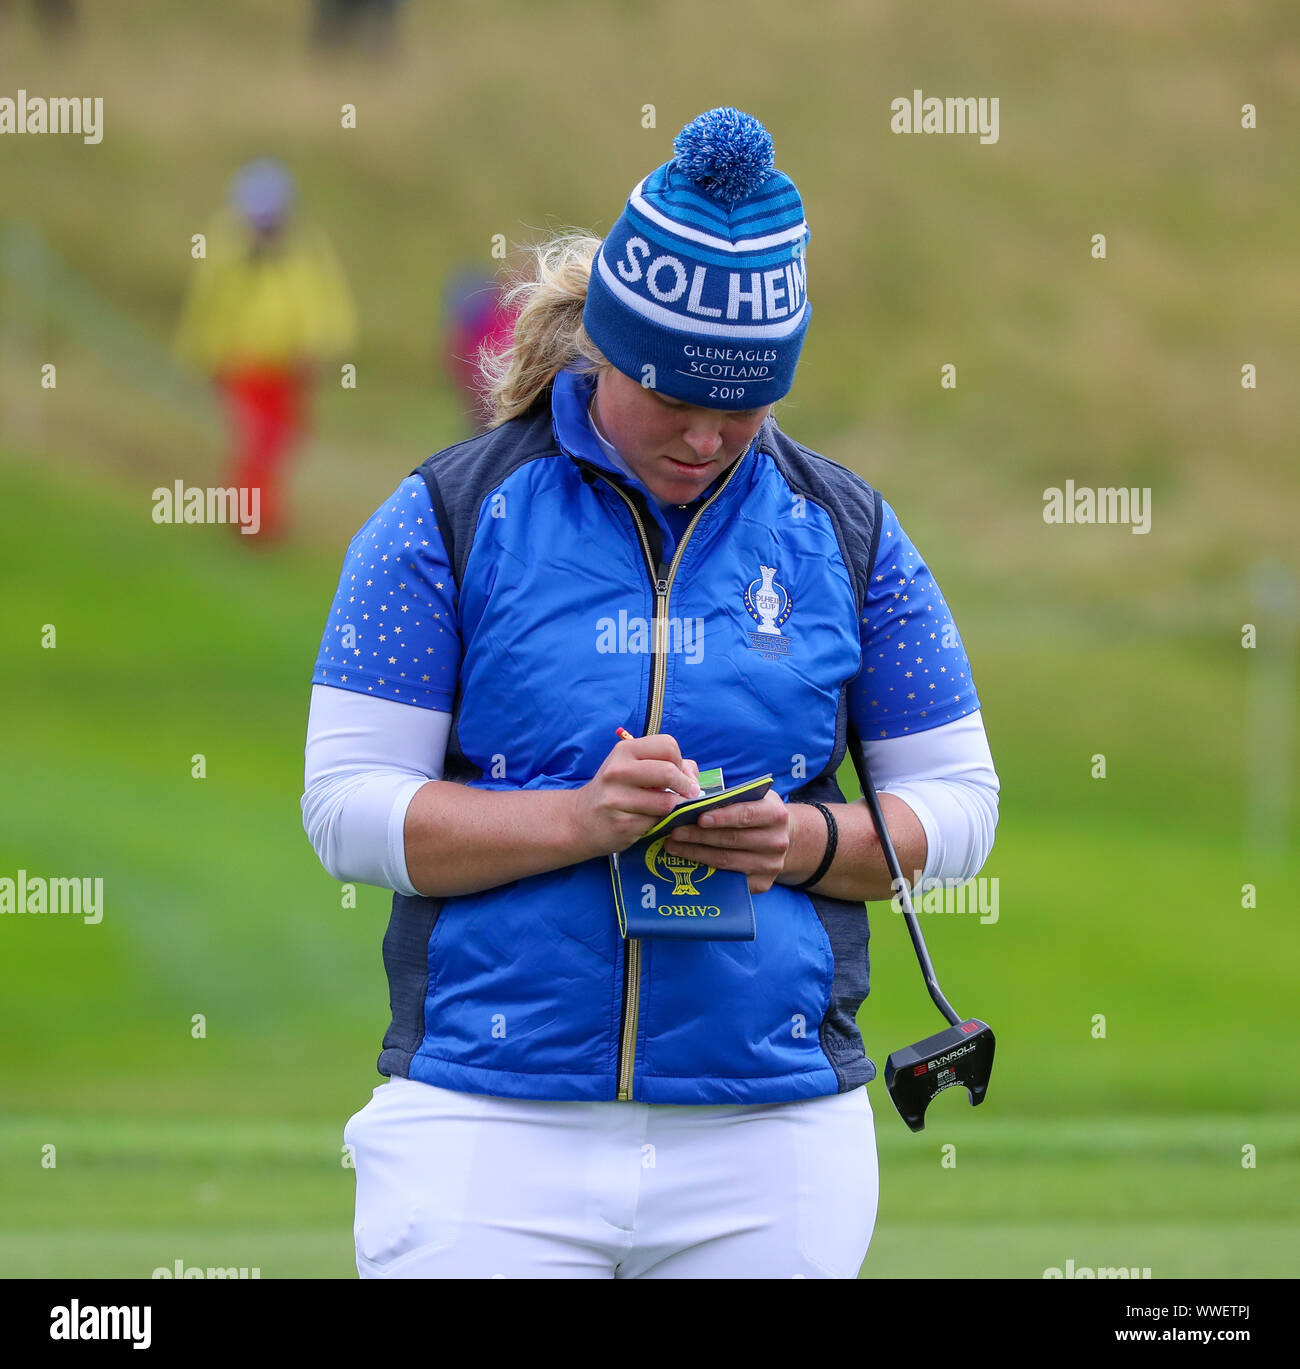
[478,231,610,427]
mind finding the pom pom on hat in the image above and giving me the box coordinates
[583,105,810,408]
[671,107,775,204]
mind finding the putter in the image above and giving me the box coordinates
[859,768,995,1132]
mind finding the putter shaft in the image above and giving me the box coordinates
[860,769,962,1028]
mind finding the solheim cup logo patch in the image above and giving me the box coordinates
[646,837,716,897]
[743,563,793,659]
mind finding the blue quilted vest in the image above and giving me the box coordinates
[377,367,883,1104]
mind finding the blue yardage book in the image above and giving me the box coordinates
[609,772,774,941]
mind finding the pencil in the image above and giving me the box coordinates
[615,726,636,742]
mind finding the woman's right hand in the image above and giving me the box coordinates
[572,733,701,855]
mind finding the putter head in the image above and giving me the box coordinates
[884,1019,995,1132]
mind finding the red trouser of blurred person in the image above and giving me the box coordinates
[214,363,310,543]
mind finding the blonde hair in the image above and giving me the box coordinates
[478,230,610,427]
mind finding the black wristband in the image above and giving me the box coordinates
[793,802,837,891]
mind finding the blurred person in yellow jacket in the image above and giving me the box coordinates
[175,159,357,543]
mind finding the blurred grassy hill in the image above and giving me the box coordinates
[1,0,1296,1128]
[2,0,1297,631]
[1,0,1298,1278]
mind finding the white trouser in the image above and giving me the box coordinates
[342,1075,879,1279]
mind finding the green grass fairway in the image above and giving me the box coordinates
[1,1115,1294,1278]
[0,454,1297,1275]
[2,451,1296,1277]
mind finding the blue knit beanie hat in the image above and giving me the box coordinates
[583,107,811,410]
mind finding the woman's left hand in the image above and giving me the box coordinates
[663,790,790,895]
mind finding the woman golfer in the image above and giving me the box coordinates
[303,107,999,1279]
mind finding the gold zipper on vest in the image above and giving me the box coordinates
[591,455,750,1100]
